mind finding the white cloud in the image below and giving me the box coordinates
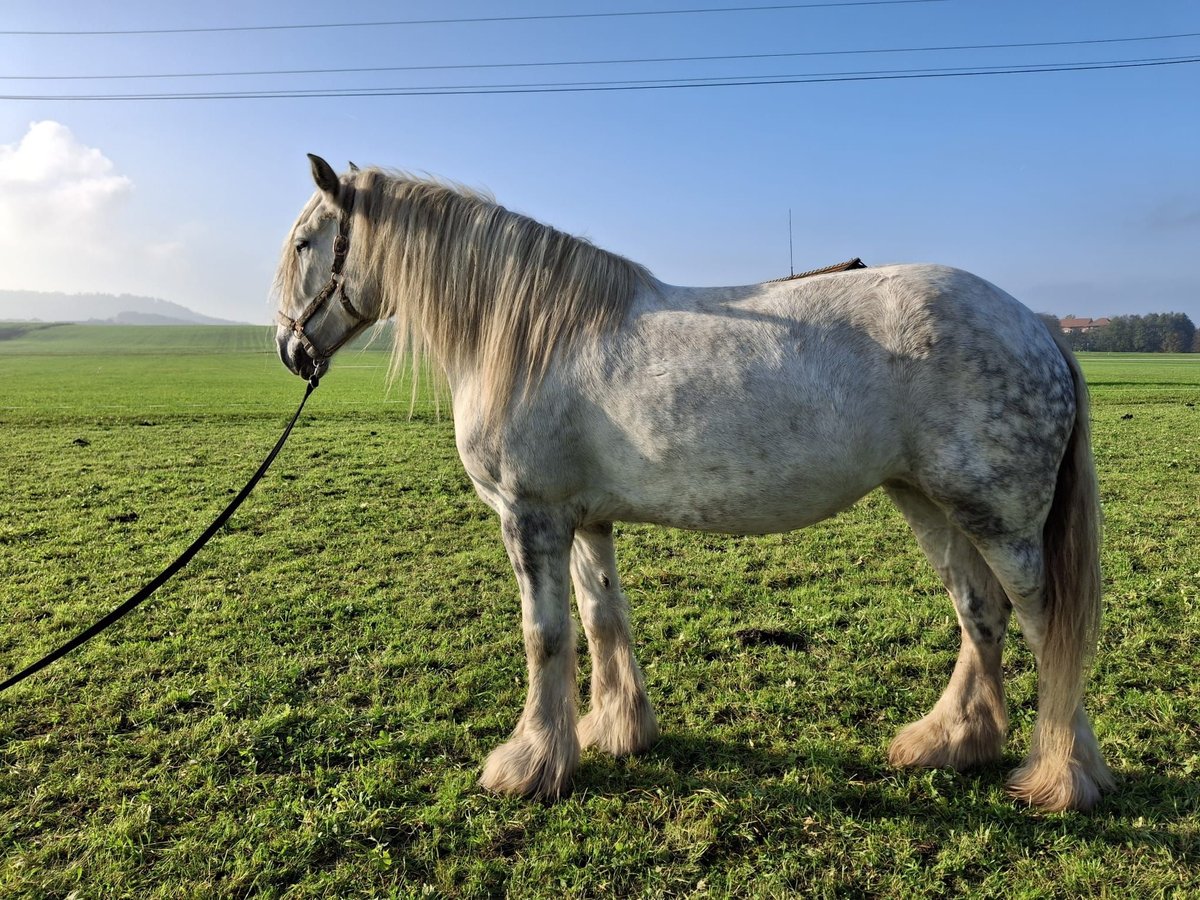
[0,120,132,238]
[0,121,265,321]
[0,121,203,308]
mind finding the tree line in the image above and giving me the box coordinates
[1055,312,1198,353]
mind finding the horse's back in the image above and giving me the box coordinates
[606,261,1069,445]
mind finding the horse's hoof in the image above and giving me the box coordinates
[479,730,579,800]
[578,696,659,757]
[888,714,1005,772]
[1006,751,1114,812]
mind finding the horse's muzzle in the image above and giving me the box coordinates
[276,327,328,385]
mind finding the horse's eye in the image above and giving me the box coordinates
[294,239,310,254]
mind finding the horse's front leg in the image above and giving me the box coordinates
[571,523,658,756]
[480,506,580,799]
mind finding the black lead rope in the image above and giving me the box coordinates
[0,380,318,695]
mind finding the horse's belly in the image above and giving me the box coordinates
[592,450,889,535]
[616,495,855,535]
[580,366,903,533]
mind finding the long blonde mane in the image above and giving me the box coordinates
[341,168,651,421]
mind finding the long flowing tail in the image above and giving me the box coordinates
[1009,338,1114,810]
[1043,342,1103,733]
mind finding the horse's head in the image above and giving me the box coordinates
[274,154,375,384]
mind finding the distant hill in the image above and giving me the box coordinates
[0,321,389,356]
[0,289,247,325]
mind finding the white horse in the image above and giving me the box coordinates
[274,155,1113,812]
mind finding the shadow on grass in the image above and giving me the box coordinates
[573,729,1198,848]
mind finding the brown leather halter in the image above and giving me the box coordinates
[276,186,369,361]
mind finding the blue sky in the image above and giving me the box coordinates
[1,0,1196,324]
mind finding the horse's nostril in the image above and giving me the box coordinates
[277,334,317,380]
[293,347,316,380]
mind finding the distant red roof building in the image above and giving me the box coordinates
[1059,316,1110,333]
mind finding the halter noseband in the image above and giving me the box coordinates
[277,186,369,362]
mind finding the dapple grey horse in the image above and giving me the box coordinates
[274,155,1112,811]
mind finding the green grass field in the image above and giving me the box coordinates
[1,328,1197,898]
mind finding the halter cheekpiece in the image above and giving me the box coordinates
[276,185,369,361]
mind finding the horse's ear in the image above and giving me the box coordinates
[307,153,340,201]
[348,161,360,172]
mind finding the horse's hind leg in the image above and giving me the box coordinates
[479,507,580,799]
[974,536,1113,811]
[885,484,1011,771]
[570,523,659,755]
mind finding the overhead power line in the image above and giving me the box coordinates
[0,1,950,36]
[3,55,1196,101]
[4,31,1197,81]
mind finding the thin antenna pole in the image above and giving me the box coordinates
[788,208,794,277]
